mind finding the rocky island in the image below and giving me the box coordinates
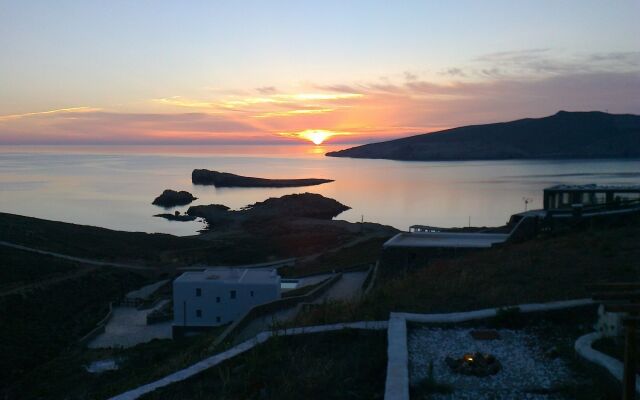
[192,170,334,187]
[152,189,197,207]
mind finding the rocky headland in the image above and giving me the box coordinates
[186,193,349,226]
[184,193,396,257]
[326,111,640,161]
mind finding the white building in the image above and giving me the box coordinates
[173,268,281,332]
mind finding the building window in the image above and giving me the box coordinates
[230,290,236,299]
[196,309,202,318]
[195,288,202,297]
[250,290,254,297]
[216,316,221,323]
[216,296,221,303]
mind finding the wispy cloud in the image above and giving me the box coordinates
[151,96,218,109]
[0,106,101,122]
[2,50,638,145]
[255,86,277,95]
[252,108,336,118]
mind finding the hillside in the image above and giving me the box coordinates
[326,111,640,161]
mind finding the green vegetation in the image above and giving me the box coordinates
[514,308,621,399]
[0,212,204,264]
[0,212,390,270]
[0,250,145,394]
[0,246,79,291]
[0,213,284,267]
[294,224,640,325]
[9,326,227,400]
[141,329,387,400]
[281,236,390,277]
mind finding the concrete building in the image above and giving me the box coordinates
[543,184,640,212]
[382,183,640,271]
[173,268,281,334]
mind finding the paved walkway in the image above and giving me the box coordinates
[126,280,170,301]
[0,240,152,270]
[233,306,300,344]
[88,300,172,348]
[296,273,333,288]
[315,271,368,302]
[109,299,594,400]
[234,271,367,343]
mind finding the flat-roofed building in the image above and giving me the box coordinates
[173,268,280,334]
[543,184,640,211]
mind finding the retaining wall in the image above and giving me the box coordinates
[110,320,387,400]
[384,298,595,400]
[575,332,640,395]
[212,273,343,346]
[77,302,114,347]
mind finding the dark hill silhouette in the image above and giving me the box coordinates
[326,111,640,161]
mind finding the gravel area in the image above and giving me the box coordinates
[408,327,572,399]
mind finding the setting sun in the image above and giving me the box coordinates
[279,129,348,145]
[303,130,332,145]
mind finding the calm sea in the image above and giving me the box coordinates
[1,145,639,236]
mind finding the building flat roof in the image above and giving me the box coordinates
[383,232,510,249]
[174,268,280,284]
[545,184,640,192]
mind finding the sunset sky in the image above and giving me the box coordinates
[1,1,639,145]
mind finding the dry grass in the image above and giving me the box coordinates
[295,223,640,324]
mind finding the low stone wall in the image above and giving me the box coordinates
[384,298,595,400]
[110,320,387,400]
[77,302,114,347]
[212,273,343,346]
[575,332,640,395]
[507,215,539,243]
[146,301,172,325]
[384,316,409,400]
[362,261,378,296]
[291,262,372,279]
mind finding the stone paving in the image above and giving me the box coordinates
[88,300,172,348]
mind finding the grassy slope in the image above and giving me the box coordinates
[141,330,387,400]
[0,248,146,393]
[0,212,281,267]
[295,224,640,325]
[10,326,227,400]
[279,237,390,277]
[0,246,79,291]
[0,212,211,264]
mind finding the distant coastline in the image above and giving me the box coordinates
[326,111,640,161]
